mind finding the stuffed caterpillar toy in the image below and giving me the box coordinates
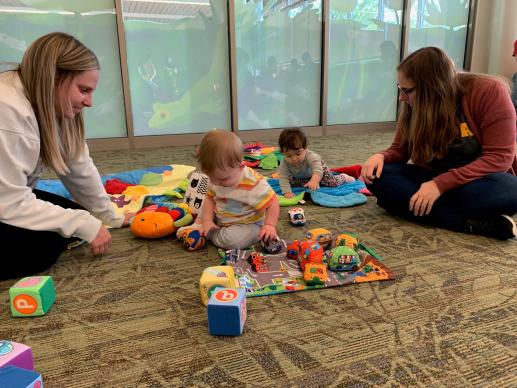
[130,203,193,239]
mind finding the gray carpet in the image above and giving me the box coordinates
[1,131,516,387]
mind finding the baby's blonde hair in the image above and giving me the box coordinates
[197,129,243,174]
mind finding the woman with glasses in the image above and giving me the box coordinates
[361,47,517,240]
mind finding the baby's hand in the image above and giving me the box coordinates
[284,192,295,199]
[122,212,136,227]
[200,221,218,236]
[260,224,277,242]
[304,179,320,191]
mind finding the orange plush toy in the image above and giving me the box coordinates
[131,211,176,238]
[130,204,193,239]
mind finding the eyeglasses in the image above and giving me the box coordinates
[397,83,416,97]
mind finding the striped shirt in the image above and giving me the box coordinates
[208,166,276,226]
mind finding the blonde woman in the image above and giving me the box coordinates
[361,47,517,239]
[0,32,131,280]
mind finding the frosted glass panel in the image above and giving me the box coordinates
[408,0,470,68]
[0,0,127,139]
[328,0,403,125]
[235,0,322,130]
[122,0,231,136]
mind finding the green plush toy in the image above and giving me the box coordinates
[277,191,305,206]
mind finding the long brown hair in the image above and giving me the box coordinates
[17,32,99,175]
[397,47,459,163]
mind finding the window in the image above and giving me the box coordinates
[408,0,470,68]
[328,0,403,124]
[235,0,322,130]
[122,0,231,135]
[0,0,127,139]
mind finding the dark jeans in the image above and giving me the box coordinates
[367,163,517,232]
[0,189,84,281]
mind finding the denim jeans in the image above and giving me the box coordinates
[367,163,517,232]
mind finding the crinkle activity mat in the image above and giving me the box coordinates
[221,240,394,297]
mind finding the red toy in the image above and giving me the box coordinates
[297,239,324,270]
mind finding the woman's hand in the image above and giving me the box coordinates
[260,224,278,242]
[200,220,218,236]
[284,192,295,198]
[361,153,385,184]
[409,180,442,216]
[304,178,320,191]
[90,226,112,255]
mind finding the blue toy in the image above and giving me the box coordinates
[0,365,42,388]
[177,228,206,251]
[207,288,247,336]
[261,238,284,254]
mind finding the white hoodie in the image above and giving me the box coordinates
[0,71,123,242]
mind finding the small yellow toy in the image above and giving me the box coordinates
[335,232,359,248]
[305,228,333,249]
[303,262,327,285]
[199,266,237,306]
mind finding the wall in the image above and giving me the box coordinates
[471,0,517,79]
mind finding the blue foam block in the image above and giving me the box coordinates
[207,288,246,336]
[0,365,42,388]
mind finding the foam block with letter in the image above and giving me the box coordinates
[0,365,42,387]
[9,276,56,317]
[207,288,246,336]
[0,340,34,370]
[199,266,236,306]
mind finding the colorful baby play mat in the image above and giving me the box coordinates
[220,240,394,297]
[36,164,195,217]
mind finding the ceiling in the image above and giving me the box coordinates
[0,0,214,22]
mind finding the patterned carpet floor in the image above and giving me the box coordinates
[1,131,516,387]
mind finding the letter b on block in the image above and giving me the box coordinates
[9,276,56,317]
[207,287,246,336]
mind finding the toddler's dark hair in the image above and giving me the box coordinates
[278,128,307,152]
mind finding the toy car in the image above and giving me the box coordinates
[303,262,328,285]
[297,239,324,270]
[288,207,306,226]
[183,229,205,251]
[335,232,359,248]
[286,240,302,260]
[176,227,190,243]
[306,228,333,249]
[261,238,283,254]
[326,246,362,272]
[247,252,269,272]
[176,228,205,251]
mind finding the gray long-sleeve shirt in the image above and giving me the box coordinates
[278,149,323,194]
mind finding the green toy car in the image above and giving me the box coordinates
[326,246,362,272]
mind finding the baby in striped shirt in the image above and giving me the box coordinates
[186,129,279,250]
